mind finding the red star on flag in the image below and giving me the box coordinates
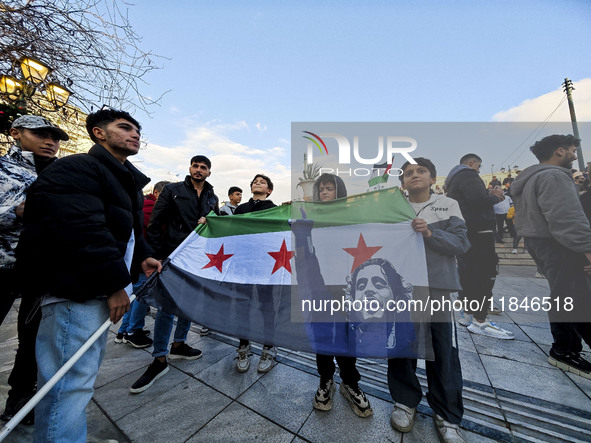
[202,244,234,273]
[343,233,382,273]
[268,239,294,274]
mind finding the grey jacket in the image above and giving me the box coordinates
[0,145,37,268]
[409,194,470,291]
[511,164,591,253]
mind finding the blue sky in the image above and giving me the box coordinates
[127,1,591,203]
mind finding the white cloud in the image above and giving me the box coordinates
[492,78,591,122]
[134,119,293,203]
[255,122,267,132]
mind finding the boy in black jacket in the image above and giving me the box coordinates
[234,174,278,373]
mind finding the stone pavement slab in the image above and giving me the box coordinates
[186,401,294,443]
[479,354,591,411]
[237,364,318,433]
[115,377,232,442]
[471,334,549,367]
[196,351,266,399]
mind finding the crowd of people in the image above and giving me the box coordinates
[1,110,590,443]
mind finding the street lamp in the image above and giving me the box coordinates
[0,56,71,111]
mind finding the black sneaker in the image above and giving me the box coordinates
[123,330,153,348]
[130,359,169,394]
[339,383,373,417]
[548,349,591,379]
[313,378,335,411]
[169,343,203,360]
[114,332,125,343]
[1,391,35,424]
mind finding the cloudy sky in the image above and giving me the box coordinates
[126,1,591,203]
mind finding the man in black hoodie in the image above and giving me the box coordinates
[445,154,515,340]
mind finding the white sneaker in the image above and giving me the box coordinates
[468,319,514,340]
[257,346,276,373]
[236,345,251,373]
[434,414,465,443]
[390,402,416,432]
[457,310,472,327]
[511,248,518,254]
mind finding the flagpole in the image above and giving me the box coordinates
[0,293,136,441]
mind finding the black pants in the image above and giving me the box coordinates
[387,292,463,425]
[457,231,497,323]
[7,295,41,397]
[0,267,19,326]
[316,354,360,386]
[239,285,276,349]
[525,237,591,353]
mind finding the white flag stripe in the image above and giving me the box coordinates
[305,221,428,286]
[172,231,293,285]
[172,221,428,287]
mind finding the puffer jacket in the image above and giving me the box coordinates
[17,144,152,300]
[147,176,219,258]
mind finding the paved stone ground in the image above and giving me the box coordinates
[1,265,591,442]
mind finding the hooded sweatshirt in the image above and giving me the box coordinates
[511,164,591,253]
[312,174,348,202]
[444,164,500,233]
[408,194,470,290]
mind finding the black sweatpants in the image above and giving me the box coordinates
[525,237,591,353]
[387,290,463,425]
[457,231,497,323]
[316,354,360,387]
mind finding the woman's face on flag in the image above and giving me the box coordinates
[354,264,393,320]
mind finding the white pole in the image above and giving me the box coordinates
[0,294,137,441]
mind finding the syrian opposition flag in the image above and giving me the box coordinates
[140,187,433,359]
[367,155,395,189]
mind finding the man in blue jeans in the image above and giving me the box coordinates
[115,181,170,348]
[130,155,219,393]
[512,134,591,378]
[16,109,161,442]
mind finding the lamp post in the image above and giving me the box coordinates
[0,56,71,111]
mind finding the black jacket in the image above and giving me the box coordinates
[444,165,500,233]
[147,176,219,258]
[17,144,153,300]
[234,198,276,214]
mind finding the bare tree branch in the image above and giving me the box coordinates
[0,0,167,116]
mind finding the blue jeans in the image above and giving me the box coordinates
[34,299,109,443]
[152,310,192,358]
[117,274,148,334]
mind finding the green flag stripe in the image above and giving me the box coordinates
[196,187,415,239]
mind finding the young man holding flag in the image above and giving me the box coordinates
[17,109,161,442]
